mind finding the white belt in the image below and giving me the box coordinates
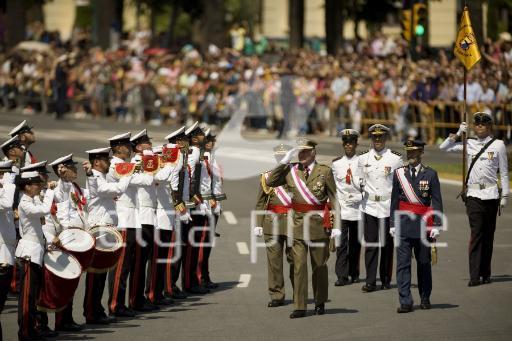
[467,183,497,190]
[366,193,390,202]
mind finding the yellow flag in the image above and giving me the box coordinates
[454,7,481,70]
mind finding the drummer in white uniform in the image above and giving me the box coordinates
[331,129,362,286]
[0,160,16,340]
[15,171,56,340]
[82,147,132,325]
[145,143,182,306]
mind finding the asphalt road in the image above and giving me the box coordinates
[1,110,512,341]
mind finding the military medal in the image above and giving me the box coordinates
[384,166,391,176]
[374,155,382,161]
[346,168,352,184]
[487,152,494,160]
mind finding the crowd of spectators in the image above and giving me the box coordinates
[1,27,511,143]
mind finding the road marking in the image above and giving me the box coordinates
[236,242,249,255]
[237,274,251,288]
[223,210,238,225]
[493,244,512,248]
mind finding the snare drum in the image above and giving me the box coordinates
[37,250,81,312]
[58,228,95,270]
[88,225,123,273]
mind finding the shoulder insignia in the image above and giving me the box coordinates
[358,150,369,155]
[391,150,402,157]
[260,173,273,195]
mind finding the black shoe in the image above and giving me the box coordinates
[215,232,221,237]
[397,304,413,313]
[154,297,175,306]
[420,299,431,310]
[111,306,136,317]
[86,315,116,325]
[203,280,219,289]
[361,284,377,293]
[168,286,188,299]
[289,310,306,319]
[133,303,157,312]
[468,279,481,287]
[38,326,59,338]
[186,285,209,295]
[267,299,284,308]
[482,277,491,284]
[335,278,348,286]
[55,321,83,332]
[314,303,325,315]
[381,282,391,290]
[351,276,360,284]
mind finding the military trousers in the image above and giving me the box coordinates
[335,219,361,281]
[291,238,329,310]
[363,213,394,286]
[264,234,294,301]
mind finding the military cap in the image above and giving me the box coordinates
[368,124,390,135]
[185,121,205,137]
[165,127,186,142]
[273,144,293,155]
[130,129,152,146]
[109,132,131,147]
[20,161,49,174]
[473,111,493,124]
[9,120,33,137]
[296,137,317,150]
[403,139,426,151]
[0,160,13,172]
[1,136,23,155]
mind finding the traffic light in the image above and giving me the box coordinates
[400,9,412,42]
[413,2,427,37]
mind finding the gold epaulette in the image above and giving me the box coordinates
[260,173,274,195]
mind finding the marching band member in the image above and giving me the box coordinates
[83,147,132,324]
[254,144,294,308]
[0,160,16,339]
[15,171,56,340]
[1,136,24,184]
[8,120,37,167]
[331,129,362,286]
[357,124,403,292]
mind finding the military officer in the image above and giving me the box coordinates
[439,112,509,286]
[390,139,443,313]
[254,144,294,308]
[8,120,37,167]
[332,129,362,286]
[357,124,403,292]
[266,137,339,319]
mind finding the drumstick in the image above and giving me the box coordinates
[60,237,76,246]
[95,233,107,240]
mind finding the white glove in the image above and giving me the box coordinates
[500,197,508,208]
[389,227,396,237]
[253,226,263,237]
[198,202,211,216]
[429,228,440,239]
[280,147,299,165]
[456,122,467,136]
[179,211,192,222]
[330,229,342,239]
[213,202,221,215]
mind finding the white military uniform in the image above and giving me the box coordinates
[54,179,88,229]
[188,146,211,214]
[0,181,16,266]
[15,189,55,266]
[357,148,403,218]
[439,136,509,199]
[332,155,362,221]
[87,169,132,227]
[131,153,157,227]
[107,156,153,229]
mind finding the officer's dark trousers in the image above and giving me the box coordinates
[83,272,108,320]
[165,223,186,294]
[396,237,432,306]
[183,213,208,290]
[465,197,499,281]
[335,219,361,281]
[18,260,42,340]
[55,300,75,328]
[146,229,172,303]
[363,213,394,286]
[0,264,13,338]
[200,214,218,283]
[108,227,151,313]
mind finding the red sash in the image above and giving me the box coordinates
[398,201,433,228]
[267,204,290,214]
[291,203,331,229]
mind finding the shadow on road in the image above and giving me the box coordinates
[324,308,359,315]
[429,303,459,310]
[489,274,512,283]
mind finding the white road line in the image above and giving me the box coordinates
[236,242,249,255]
[223,210,238,225]
[237,274,251,288]
[493,244,512,248]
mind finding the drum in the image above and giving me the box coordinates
[58,228,95,270]
[88,225,124,273]
[37,250,81,312]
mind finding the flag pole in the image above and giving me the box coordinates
[462,66,468,193]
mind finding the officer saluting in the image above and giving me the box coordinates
[254,144,294,308]
[440,112,509,286]
[390,139,443,313]
[357,124,403,292]
[332,129,362,286]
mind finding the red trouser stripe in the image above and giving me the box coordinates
[148,240,159,302]
[109,229,127,313]
[165,231,176,293]
[196,219,208,283]
[21,262,30,338]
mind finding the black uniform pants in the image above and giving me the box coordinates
[183,214,208,290]
[363,213,394,286]
[18,260,42,340]
[0,264,13,338]
[108,226,151,313]
[466,197,499,281]
[335,219,361,281]
[165,223,186,294]
[199,214,217,284]
[83,271,108,320]
[146,229,172,303]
